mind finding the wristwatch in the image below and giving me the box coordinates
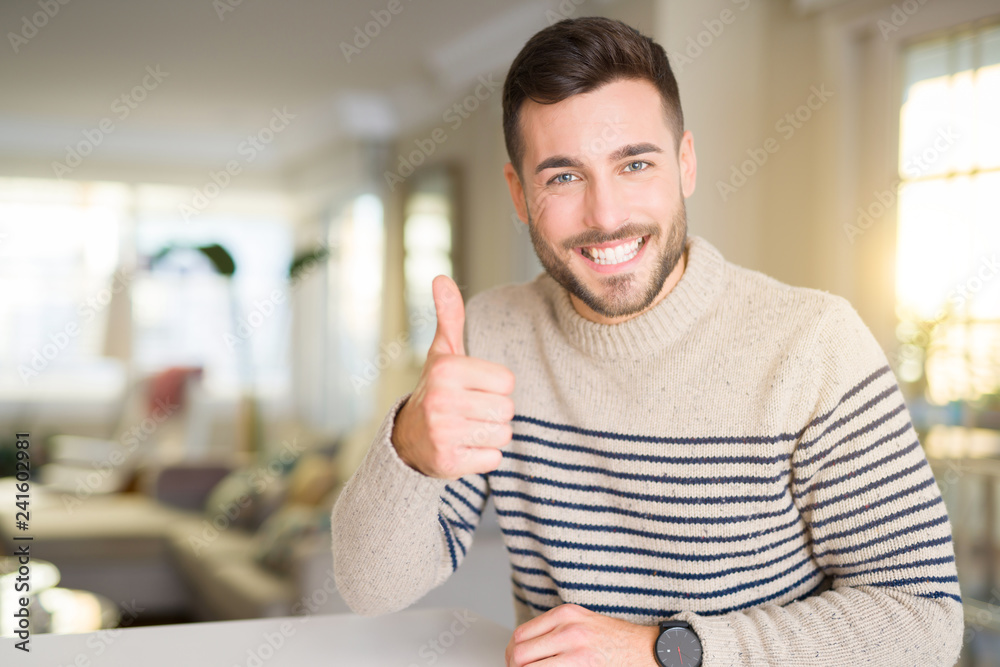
[654,620,702,667]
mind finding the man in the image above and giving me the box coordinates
[333,17,963,666]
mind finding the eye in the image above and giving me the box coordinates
[623,160,650,172]
[548,173,579,186]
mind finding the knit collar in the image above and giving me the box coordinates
[541,234,728,361]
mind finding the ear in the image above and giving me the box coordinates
[678,130,697,198]
[504,162,529,224]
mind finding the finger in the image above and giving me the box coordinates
[456,418,513,450]
[450,445,503,477]
[507,626,569,666]
[428,275,465,357]
[453,391,514,425]
[513,605,578,643]
[435,355,515,395]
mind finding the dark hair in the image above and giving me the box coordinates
[502,17,683,176]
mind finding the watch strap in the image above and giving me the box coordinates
[659,620,692,630]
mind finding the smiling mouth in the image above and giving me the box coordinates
[576,235,648,266]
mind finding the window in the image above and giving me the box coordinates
[403,167,457,360]
[0,179,129,395]
[331,193,386,427]
[895,21,1000,405]
[0,178,293,398]
[131,186,293,396]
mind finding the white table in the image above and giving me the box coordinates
[1,607,512,666]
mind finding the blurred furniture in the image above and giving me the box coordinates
[0,607,511,667]
[41,367,210,494]
[0,465,342,623]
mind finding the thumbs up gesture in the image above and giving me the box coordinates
[391,275,516,480]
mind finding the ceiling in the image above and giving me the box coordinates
[0,0,610,184]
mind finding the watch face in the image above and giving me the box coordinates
[655,627,702,667]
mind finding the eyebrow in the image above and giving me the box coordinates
[610,142,663,162]
[534,142,664,175]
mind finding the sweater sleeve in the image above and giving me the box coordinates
[332,291,499,616]
[331,393,492,615]
[672,297,964,666]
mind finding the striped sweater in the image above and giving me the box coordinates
[332,234,963,665]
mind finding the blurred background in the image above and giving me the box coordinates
[0,0,998,664]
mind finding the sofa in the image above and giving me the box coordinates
[0,458,347,623]
[0,458,515,629]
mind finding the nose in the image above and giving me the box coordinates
[583,172,630,233]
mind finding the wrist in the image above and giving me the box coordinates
[641,624,662,667]
[652,620,703,667]
[389,397,425,475]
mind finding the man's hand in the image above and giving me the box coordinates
[505,604,660,666]
[391,274,516,480]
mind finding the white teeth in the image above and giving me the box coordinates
[585,237,644,265]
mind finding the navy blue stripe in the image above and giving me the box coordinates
[446,485,482,516]
[458,477,487,499]
[812,495,943,546]
[797,382,898,453]
[803,458,928,513]
[506,538,805,582]
[867,575,959,587]
[793,439,920,500]
[441,496,479,530]
[512,432,786,466]
[512,591,550,613]
[503,451,785,486]
[793,404,908,477]
[510,366,892,448]
[489,469,788,506]
[512,554,815,601]
[915,591,963,604]
[453,530,467,556]
[827,535,953,572]
[793,366,894,443]
[445,515,474,534]
[514,579,560,597]
[497,509,806,561]
[512,573,832,619]
[497,507,801,544]
[493,489,796,527]
[512,413,795,446]
[810,475,936,530]
[838,365,894,406]
[574,570,827,618]
[836,555,955,580]
[440,496,476,530]
[501,523,808,561]
[437,514,457,571]
[812,513,950,559]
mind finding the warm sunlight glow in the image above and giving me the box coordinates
[896,26,1000,405]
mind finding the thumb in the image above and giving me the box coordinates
[428,274,466,357]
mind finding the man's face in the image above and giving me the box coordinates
[504,78,697,324]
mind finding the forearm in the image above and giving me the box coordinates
[675,583,963,666]
[331,394,453,615]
